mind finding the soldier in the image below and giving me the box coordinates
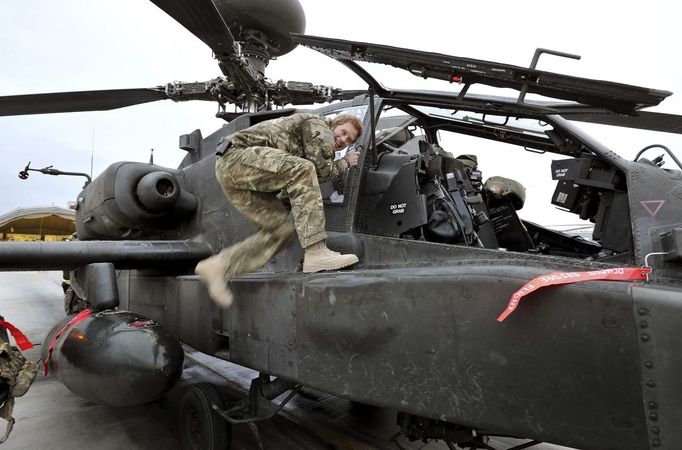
[0,320,37,443]
[195,113,363,308]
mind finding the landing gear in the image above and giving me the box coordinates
[179,383,231,450]
[178,375,299,450]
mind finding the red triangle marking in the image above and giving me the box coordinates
[640,200,665,217]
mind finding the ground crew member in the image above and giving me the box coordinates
[195,113,363,308]
[0,319,37,443]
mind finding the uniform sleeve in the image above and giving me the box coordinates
[300,117,346,182]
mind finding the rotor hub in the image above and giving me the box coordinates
[241,29,275,76]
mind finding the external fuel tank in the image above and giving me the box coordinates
[41,309,184,406]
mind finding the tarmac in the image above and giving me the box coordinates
[0,271,573,450]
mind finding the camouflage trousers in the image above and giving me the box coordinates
[214,146,327,276]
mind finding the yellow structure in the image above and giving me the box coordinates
[0,206,76,241]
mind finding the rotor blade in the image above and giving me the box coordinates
[0,85,215,117]
[562,111,682,135]
[0,89,167,116]
[149,0,236,58]
[293,34,672,115]
[265,80,366,107]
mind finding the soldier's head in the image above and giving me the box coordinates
[331,114,363,151]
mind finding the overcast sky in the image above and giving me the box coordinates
[1,0,681,226]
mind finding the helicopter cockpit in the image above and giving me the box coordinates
[317,99,630,263]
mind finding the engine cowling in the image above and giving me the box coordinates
[75,162,198,240]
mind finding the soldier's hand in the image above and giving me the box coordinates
[343,150,359,167]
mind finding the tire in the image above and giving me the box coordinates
[179,383,231,450]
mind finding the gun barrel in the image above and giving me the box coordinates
[0,239,212,271]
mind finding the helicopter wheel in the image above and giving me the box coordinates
[179,383,231,450]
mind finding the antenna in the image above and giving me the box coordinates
[149,148,154,165]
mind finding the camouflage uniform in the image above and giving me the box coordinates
[214,113,350,277]
[0,339,37,443]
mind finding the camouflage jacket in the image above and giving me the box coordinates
[229,113,348,183]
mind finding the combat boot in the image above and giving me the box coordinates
[303,241,359,273]
[195,254,233,308]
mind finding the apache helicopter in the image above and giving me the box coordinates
[2,0,682,449]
